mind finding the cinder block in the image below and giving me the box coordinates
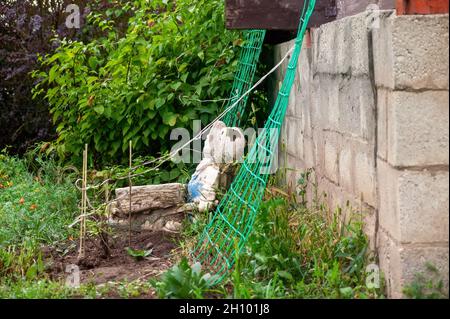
[301,98,313,138]
[339,146,354,193]
[373,13,449,90]
[380,228,450,299]
[296,46,312,116]
[388,90,449,167]
[286,84,297,117]
[303,137,315,168]
[354,152,377,207]
[336,75,375,142]
[361,205,378,251]
[359,78,376,143]
[399,245,449,298]
[377,88,390,161]
[312,23,336,75]
[343,13,371,76]
[318,75,332,129]
[377,229,404,299]
[314,74,339,130]
[377,159,401,241]
[285,116,303,159]
[338,76,362,137]
[324,142,339,184]
[378,159,449,243]
[313,12,371,76]
[312,128,329,180]
[310,76,321,131]
[285,153,300,189]
[397,170,449,243]
[328,77,340,130]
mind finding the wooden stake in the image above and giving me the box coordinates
[128,140,133,246]
[78,144,88,259]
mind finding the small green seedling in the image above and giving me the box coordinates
[125,248,153,261]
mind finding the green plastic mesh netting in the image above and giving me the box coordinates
[192,0,317,283]
[222,29,266,127]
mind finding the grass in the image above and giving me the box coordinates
[0,152,78,247]
[0,277,157,299]
[0,151,79,298]
[228,198,383,299]
[4,151,433,300]
[154,180,386,299]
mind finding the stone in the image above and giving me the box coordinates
[163,221,182,233]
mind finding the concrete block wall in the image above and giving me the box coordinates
[274,11,449,298]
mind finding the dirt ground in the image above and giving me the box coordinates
[43,228,181,297]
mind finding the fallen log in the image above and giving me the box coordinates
[111,183,187,216]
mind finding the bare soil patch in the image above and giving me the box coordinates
[42,228,181,297]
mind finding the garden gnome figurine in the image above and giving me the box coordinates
[188,121,245,212]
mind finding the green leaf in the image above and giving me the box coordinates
[178,63,188,72]
[155,98,166,109]
[126,247,153,261]
[340,287,354,298]
[171,82,182,91]
[162,112,177,126]
[88,57,98,69]
[94,105,105,115]
[48,66,58,84]
[277,270,293,282]
[180,73,189,83]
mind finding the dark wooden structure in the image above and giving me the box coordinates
[226,0,338,30]
[225,0,448,32]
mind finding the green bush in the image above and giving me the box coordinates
[33,0,242,165]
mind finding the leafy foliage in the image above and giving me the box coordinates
[125,247,153,261]
[33,0,243,165]
[0,242,44,281]
[230,198,382,299]
[152,258,220,299]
